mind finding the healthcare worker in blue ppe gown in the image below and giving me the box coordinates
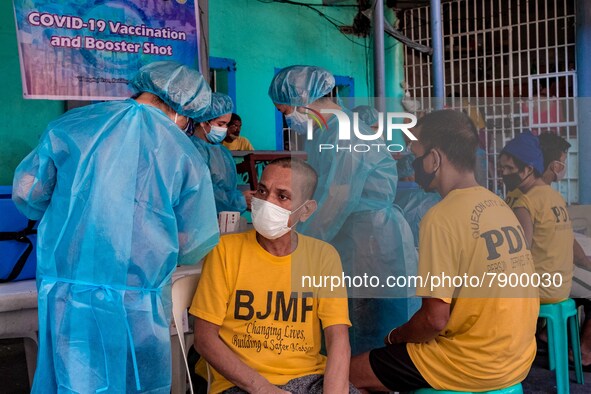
[12,61,220,394]
[190,92,250,213]
[394,155,442,247]
[269,65,418,355]
[352,105,380,129]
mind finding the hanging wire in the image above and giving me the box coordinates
[256,0,371,48]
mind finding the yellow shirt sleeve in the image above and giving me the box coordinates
[292,237,351,328]
[239,138,254,151]
[316,243,351,328]
[416,214,456,302]
[505,189,523,209]
[223,137,254,151]
[511,192,530,212]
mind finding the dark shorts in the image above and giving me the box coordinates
[369,343,431,392]
[222,374,360,394]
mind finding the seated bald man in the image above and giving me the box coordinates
[190,158,358,394]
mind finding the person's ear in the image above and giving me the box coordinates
[522,165,534,178]
[545,162,555,176]
[297,200,317,223]
[550,160,564,173]
[427,149,441,171]
[433,149,441,167]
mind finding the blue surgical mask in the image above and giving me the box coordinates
[206,124,227,144]
[285,107,310,135]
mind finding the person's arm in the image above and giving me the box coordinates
[194,318,289,394]
[212,179,247,213]
[12,136,57,220]
[322,324,351,394]
[514,207,534,249]
[386,297,450,344]
[211,146,247,213]
[175,154,220,265]
[574,238,591,270]
[242,190,256,211]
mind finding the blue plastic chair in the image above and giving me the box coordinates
[539,299,584,393]
[412,382,523,394]
[0,186,38,282]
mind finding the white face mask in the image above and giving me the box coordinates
[251,197,307,240]
[285,107,310,135]
[552,160,567,181]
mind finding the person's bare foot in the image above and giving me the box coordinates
[566,348,591,368]
[581,319,591,367]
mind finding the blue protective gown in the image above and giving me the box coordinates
[394,183,442,247]
[299,110,419,354]
[189,136,247,213]
[12,99,220,393]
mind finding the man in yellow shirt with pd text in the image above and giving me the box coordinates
[350,110,539,392]
[500,131,574,302]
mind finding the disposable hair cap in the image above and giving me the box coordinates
[130,61,212,119]
[269,65,335,106]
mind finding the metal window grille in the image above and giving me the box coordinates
[401,0,578,202]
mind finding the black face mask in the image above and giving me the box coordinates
[412,150,438,191]
[502,173,522,191]
[502,170,532,192]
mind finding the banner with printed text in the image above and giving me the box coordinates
[12,0,200,100]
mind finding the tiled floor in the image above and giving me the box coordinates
[2,338,591,393]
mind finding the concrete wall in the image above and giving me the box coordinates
[0,1,64,185]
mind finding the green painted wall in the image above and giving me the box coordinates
[1,0,405,183]
[0,1,64,186]
[209,0,403,150]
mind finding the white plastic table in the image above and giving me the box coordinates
[0,263,202,392]
[0,278,38,386]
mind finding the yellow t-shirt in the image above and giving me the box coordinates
[505,188,523,209]
[513,185,574,301]
[407,186,539,391]
[190,230,350,393]
[223,136,254,151]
